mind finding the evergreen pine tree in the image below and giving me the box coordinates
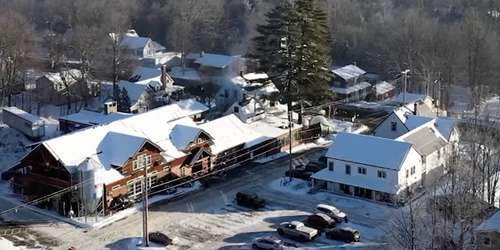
[118,87,131,113]
[252,0,332,106]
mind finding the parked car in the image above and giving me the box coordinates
[315,204,347,223]
[285,170,313,180]
[148,231,173,246]
[325,227,360,243]
[251,236,297,249]
[236,192,265,209]
[277,221,319,242]
[303,213,336,231]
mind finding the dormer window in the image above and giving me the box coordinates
[391,122,397,131]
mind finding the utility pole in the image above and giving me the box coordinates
[142,162,149,247]
[402,69,410,103]
[288,110,293,182]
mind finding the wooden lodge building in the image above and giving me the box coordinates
[4,102,315,216]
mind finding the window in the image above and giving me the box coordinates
[234,106,240,113]
[328,161,334,171]
[378,170,386,179]
[422,156,426,164]
[181,167,187,177]
[411,166,416,175]
[345,164,351,175]
[133,154,152,171]
[406,169,409,178]
[483,236,491,246]
[358,167,367,175]
[437,148,441,159]
[163,166,170,173]
[391,122,397,131]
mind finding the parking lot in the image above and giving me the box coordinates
[25,148,395,249]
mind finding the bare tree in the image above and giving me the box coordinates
[0,9,32,107]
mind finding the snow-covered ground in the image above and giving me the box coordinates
[91,182,202,229]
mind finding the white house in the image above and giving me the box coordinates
[312,132,422,203]
[120,30,166,59]
[396,126,449,184]
[373,107,458,141]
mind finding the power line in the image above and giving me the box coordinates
[0,130,324,217]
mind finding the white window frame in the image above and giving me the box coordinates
[358,167,367,175]
[377,170,386,179]
[133,154,152,171]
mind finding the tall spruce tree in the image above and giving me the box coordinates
[252,0,332,106]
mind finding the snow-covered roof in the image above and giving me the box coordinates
[331,82,371,95]
[133,66,162,80]
[169,66,202,81]
[434,117,456,141]
[169,124,209,150]
[326,132,412,170]
[332,65,366,81]
[245,83,280,96]
[398,127,447,156]
[2,107,43,124]
[394,92,432,104]
[175,99,209,115]
[476,210,500,232]
[118,80,161,103]
[120,34,151,50]
[43,69,81,85]
[190,53,239,69]
[38,100,208,174]
[199,114,263,154]
[59,110,132,126]
[79,158,123,186]
[391,108,456,141]
[375,81,395,95]
[404,115,433,130]
[312,168,400,194]
[242,72,269,81]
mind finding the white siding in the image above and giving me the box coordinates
[329,158,399,194]
[373,113,409,139]
[397,147,422,193]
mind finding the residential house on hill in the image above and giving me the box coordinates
[373,107,458,141]
[6,102,312,216]
[35,69,100,105]
[475,210,500,250]
[120,30,166,59]
[331,64,372,102]
[59,102,132,134]
[116,66,184,113]
[313,114,458,204]
[312,133,422,203]
[373,81,396,100]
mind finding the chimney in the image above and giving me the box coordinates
[104,100,118,115]
[413,102,418,115]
